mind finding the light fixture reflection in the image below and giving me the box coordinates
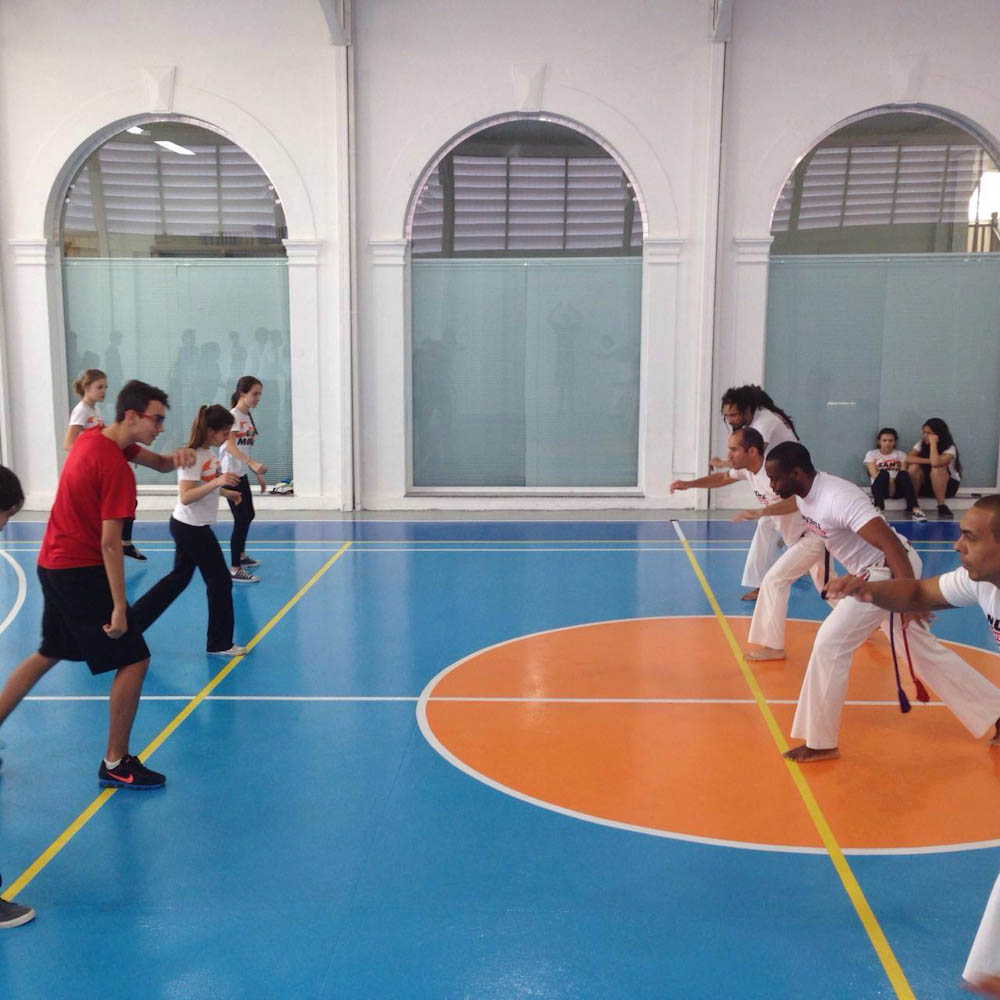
[154,140,195,156]
[968,171,1000,223]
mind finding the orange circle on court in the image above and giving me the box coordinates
[420,617,1000,851]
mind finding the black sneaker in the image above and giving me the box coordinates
[98,754,165,790]
[937,504,954,519]
[123,544,147,561]
[239,554,260,567]
[0,896,35,929]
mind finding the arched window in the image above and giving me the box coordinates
[61,120,292,484]
[409,119,643,488]
[765,110,1000,486]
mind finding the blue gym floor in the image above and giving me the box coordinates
[0,515,995,999]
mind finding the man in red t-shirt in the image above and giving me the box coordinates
[0,381,195,790]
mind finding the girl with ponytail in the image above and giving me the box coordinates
[131,404,247,656]
[63,368,144,561]
[221,376,267,582]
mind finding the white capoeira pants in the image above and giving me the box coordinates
[965,871,1000,987]
[748,531,831,650]
[790,547,1000,749]
[741,516,783,589]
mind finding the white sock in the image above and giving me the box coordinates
[104,757,122,770]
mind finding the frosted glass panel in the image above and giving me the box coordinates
[412,258,641,487]
[766,254,1000,486]
[63,258,291,485]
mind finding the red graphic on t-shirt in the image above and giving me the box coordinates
[200,457,219,483]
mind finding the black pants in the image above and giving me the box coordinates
[226,475,255,568]
[132,517,234,651]
[871,469,918,509]
[122,516,134,543]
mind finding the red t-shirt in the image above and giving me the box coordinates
[39,431,141,569]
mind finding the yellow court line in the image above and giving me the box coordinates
[670,522,915,1000]
[2,541,353,903]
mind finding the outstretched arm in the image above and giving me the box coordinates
[131,446,197,473]
[670,472,735,494]
[826,573,951,612]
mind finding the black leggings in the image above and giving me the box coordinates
[871,470,918,509]
[227,474,255,568]
[132,517,234,651]
[122,516,134,543]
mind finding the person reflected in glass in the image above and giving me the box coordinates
[104,329,124,396]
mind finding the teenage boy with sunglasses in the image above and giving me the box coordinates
[0,380,195,791]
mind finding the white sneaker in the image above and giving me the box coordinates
[910,508,927,520]
[230,567,259,583]
[208,644,248,657]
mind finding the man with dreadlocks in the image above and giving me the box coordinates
[826,494,1000,996]
[708,385,800,601]
[764,442,1000,763]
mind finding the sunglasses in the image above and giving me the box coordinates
[135,411,166,428]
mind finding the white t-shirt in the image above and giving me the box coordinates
[220,407,256,477]
[864,448,908,481]
[910,440,960,482]
[69,400,103,432]
[729,463,809,546]
[750,407,798,454]
[796,470,897,575]
[938,568,1000,650]
[173,447,224,526]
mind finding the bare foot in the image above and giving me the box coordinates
[963,974,1000,998]
[782,744,840,762]
[745,647,786,661]
[741,589,759,601]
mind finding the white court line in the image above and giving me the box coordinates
[0,549,27,637]
[20,694,944,706]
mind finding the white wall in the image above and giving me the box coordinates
[3,1,1000,511]
[0,0,352,509]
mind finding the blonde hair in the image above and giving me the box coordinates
[72,368,106,398]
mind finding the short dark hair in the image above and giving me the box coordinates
[972,494,1000,541]
[115,380,169,423]
[0,466,24,511]
[765,440,815,476]
[876,427,898,441]
[735,426,766,455]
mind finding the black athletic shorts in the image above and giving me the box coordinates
[37,565,150,675]
[917,476,959,499]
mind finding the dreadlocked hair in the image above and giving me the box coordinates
[721,384,798,439]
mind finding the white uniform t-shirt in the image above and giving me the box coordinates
[750,407,798,454]
[796,471,897,575]
[729,463,809,547]
[68,400,103,432]
[938,568,1000,650]
[220,407,256,477]
[864,448,908,481]
[910,441,961,482]
[173,447,223,527]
